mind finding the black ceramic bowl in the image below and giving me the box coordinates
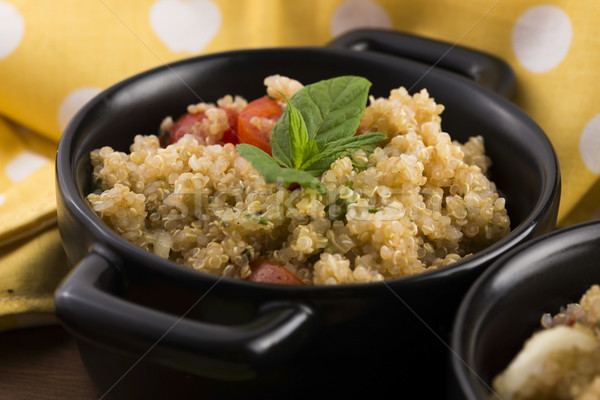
[55,30,560,400]
[450,220,600,399]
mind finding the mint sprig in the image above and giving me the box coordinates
[236,76,386,194]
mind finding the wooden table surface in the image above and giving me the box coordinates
[0,324,100,399]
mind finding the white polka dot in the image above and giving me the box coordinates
[58,87,102,131]
[150,0,221,53]
[0,193,5,206]
[0,1,25,59]
[331,0,392,37]
[580,114,600,174]
[512,5,572,73]
[5,151,49,183]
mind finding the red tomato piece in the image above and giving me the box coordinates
[247,258,305,285]
[220,108,240,144]
[237,96,283,155]
[165,107,239,146]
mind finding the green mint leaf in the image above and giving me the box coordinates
[279,95,309,169]
[276,168,326,194]
[269,110,294,168]
[323,131,387,152]
[304,138,319,164]
[236,144,325,194]
[290,76,372,148]
[236,143,283,175]
[300,132,386,172]
[237,76,383,194]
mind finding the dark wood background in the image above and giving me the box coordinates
[0,324,99,399]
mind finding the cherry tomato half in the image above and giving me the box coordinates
[165,107,239,146]
[237,96,283,155]
[246,258,304,285]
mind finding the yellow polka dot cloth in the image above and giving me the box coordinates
[1,0,599,331]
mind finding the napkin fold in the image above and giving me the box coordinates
[1,0,599,332]
[0,118,63,331]
[0,223,68,331]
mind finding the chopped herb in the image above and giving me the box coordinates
[244,214,270,225]
[368,209,379,214]
[348,181,354,190]
[325,198,348,221]
[236,76,386,194]
[324,198,343,212]
[222,221,231,228]
[241,248,253,262]
[351,160,370,171]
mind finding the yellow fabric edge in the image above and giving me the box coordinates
[0,224,70,332]
[0,295,55,317]
[0,311,58,333]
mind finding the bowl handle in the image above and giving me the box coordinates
[327,28,515,98]
[55,251,319,381]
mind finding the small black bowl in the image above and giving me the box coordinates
[54,29,560,399]
[450,220,600,399]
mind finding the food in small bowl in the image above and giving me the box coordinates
[450,221,600,400]
[493,284,600,399]
[86,74,510,285]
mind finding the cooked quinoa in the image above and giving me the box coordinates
[86,75,511,285]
